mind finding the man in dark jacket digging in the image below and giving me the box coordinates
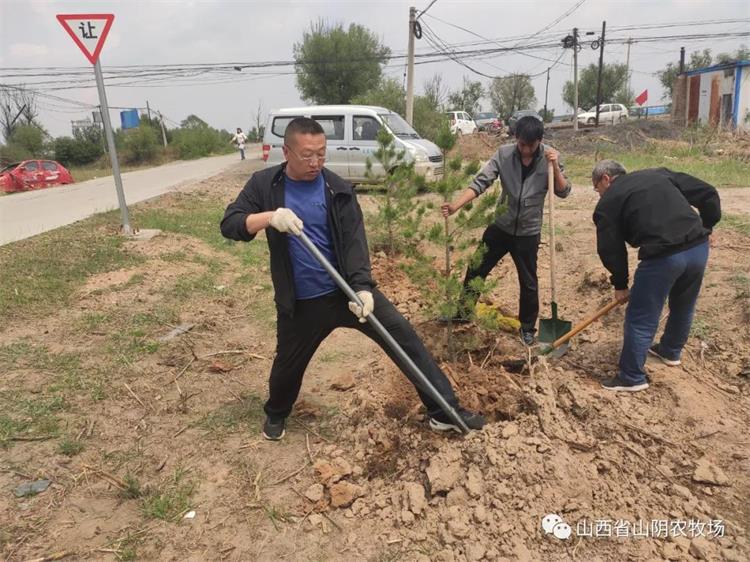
[591,160,721,392]
[220,117,484,440]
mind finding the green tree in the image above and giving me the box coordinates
[403,120,499,358]
[353,77,448,142]
[657,49,713,101]
[563,63,628,111]
[121,124,160,164]
[180,114,209,129]
[489,74,536,119]
[365,127,426,256]
[447,77,484,115]
[294,20,390,104]
[9,124,46,157]
[538,107,555,123]
[53,126,103,166]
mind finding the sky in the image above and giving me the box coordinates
[1,0,748,138]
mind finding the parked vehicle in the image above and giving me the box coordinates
[577,103,629,125]
[445,110,478,135]
[506,109,543,136]
[263,105,444,183]
[474,112,503,133]
[0,160,74,193]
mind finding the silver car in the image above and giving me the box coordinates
[263,105,444,183]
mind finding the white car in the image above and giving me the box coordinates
[577,103,629,125]
[446,111,477,135]
[263,105,444,183]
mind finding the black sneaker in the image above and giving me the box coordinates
[262,417,286,441]
[519,328,536,346]
[429,408,485,433]
[648,344,681,366]
[600,375,649,392]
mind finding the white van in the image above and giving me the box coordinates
[262,105,444,183]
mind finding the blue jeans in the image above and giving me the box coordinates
[619,240,709,384]
[239,148,245,160]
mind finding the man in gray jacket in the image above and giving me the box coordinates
[441,116,571,345]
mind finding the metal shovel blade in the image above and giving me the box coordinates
[538,302,572,344]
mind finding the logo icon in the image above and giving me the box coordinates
[542,513,572,540]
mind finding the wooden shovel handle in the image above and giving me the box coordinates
[550,296,628,349]
[548,161,557,304]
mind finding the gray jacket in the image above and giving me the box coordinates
[470,143,571,237]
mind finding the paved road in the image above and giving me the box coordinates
[0,147,260,246]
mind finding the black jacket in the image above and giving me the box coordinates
[593,168,721,290]
[220,164,374,317]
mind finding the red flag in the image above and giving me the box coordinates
[635,89,648,106]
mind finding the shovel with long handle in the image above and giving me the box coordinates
[295,231,470,434]
[538,161,572,347]
[539,296,628,355]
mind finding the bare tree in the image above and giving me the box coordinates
[423,74,448,110]
[0,86,39,141]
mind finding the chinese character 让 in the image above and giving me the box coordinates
[78,22,98,39]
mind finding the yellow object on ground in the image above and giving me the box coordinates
[474,302,521,333]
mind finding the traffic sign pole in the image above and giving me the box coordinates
[57,13,132,235]
[93,58,131,235]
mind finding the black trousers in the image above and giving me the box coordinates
[264,288,459,420]
[462,224,541,331]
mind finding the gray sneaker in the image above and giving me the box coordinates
[262,417,286,441]
[648,344,681,366]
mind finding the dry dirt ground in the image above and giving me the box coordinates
[1,149,749,562]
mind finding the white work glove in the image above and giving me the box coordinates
[348,290,374,323]
[269,208,303,235]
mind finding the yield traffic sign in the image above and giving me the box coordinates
[56,14,114,65]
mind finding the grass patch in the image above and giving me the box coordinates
[142,468,195,521]
[199,393,264,431]
[134,195,268,268]
[58,437,85,457]
[719,214,750,236]
[121,473,143,500]
[0,393,67,446]
[0,212,143,321]
[564,143,750,188]
[690,317,713,339]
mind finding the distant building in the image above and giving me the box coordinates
[71,118,94,135]
[672,60,750,131]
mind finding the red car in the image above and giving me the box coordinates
[0,159,74,193]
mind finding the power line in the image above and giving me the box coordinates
[416,0,439,21]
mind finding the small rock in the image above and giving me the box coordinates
[404,482,427,515]
[446,486,469,507]
[330,373,356,391]
[465,541,486,562]
[307,513,323,529]
[672,484,693,499]
[401,509,415,524]
[722,548,745,562]
[314,459,336,484]
[435,549,455,562]
[304,483,324,503]
[662,542,682,560]
[426,452,461,494]
[693,458,730,486]
[473,504,487,523]
[466,467,484,498]
[689,537,711,560]
[501,423,519,438]
[330,481,362,508]
[448,517,471,538]
[14,480,51,497]
[331,457,353,482]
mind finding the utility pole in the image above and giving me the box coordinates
[562,28,580,130]
[157,111,168,147]
[543,67,551,122]
[594,21,606,127]
[146,100,152,121]
[573,28,579,131]
[625,37,632,98]
[405,6,416,125]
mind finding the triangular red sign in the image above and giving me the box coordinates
[56,14,115,65]
[635,89,648,106]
